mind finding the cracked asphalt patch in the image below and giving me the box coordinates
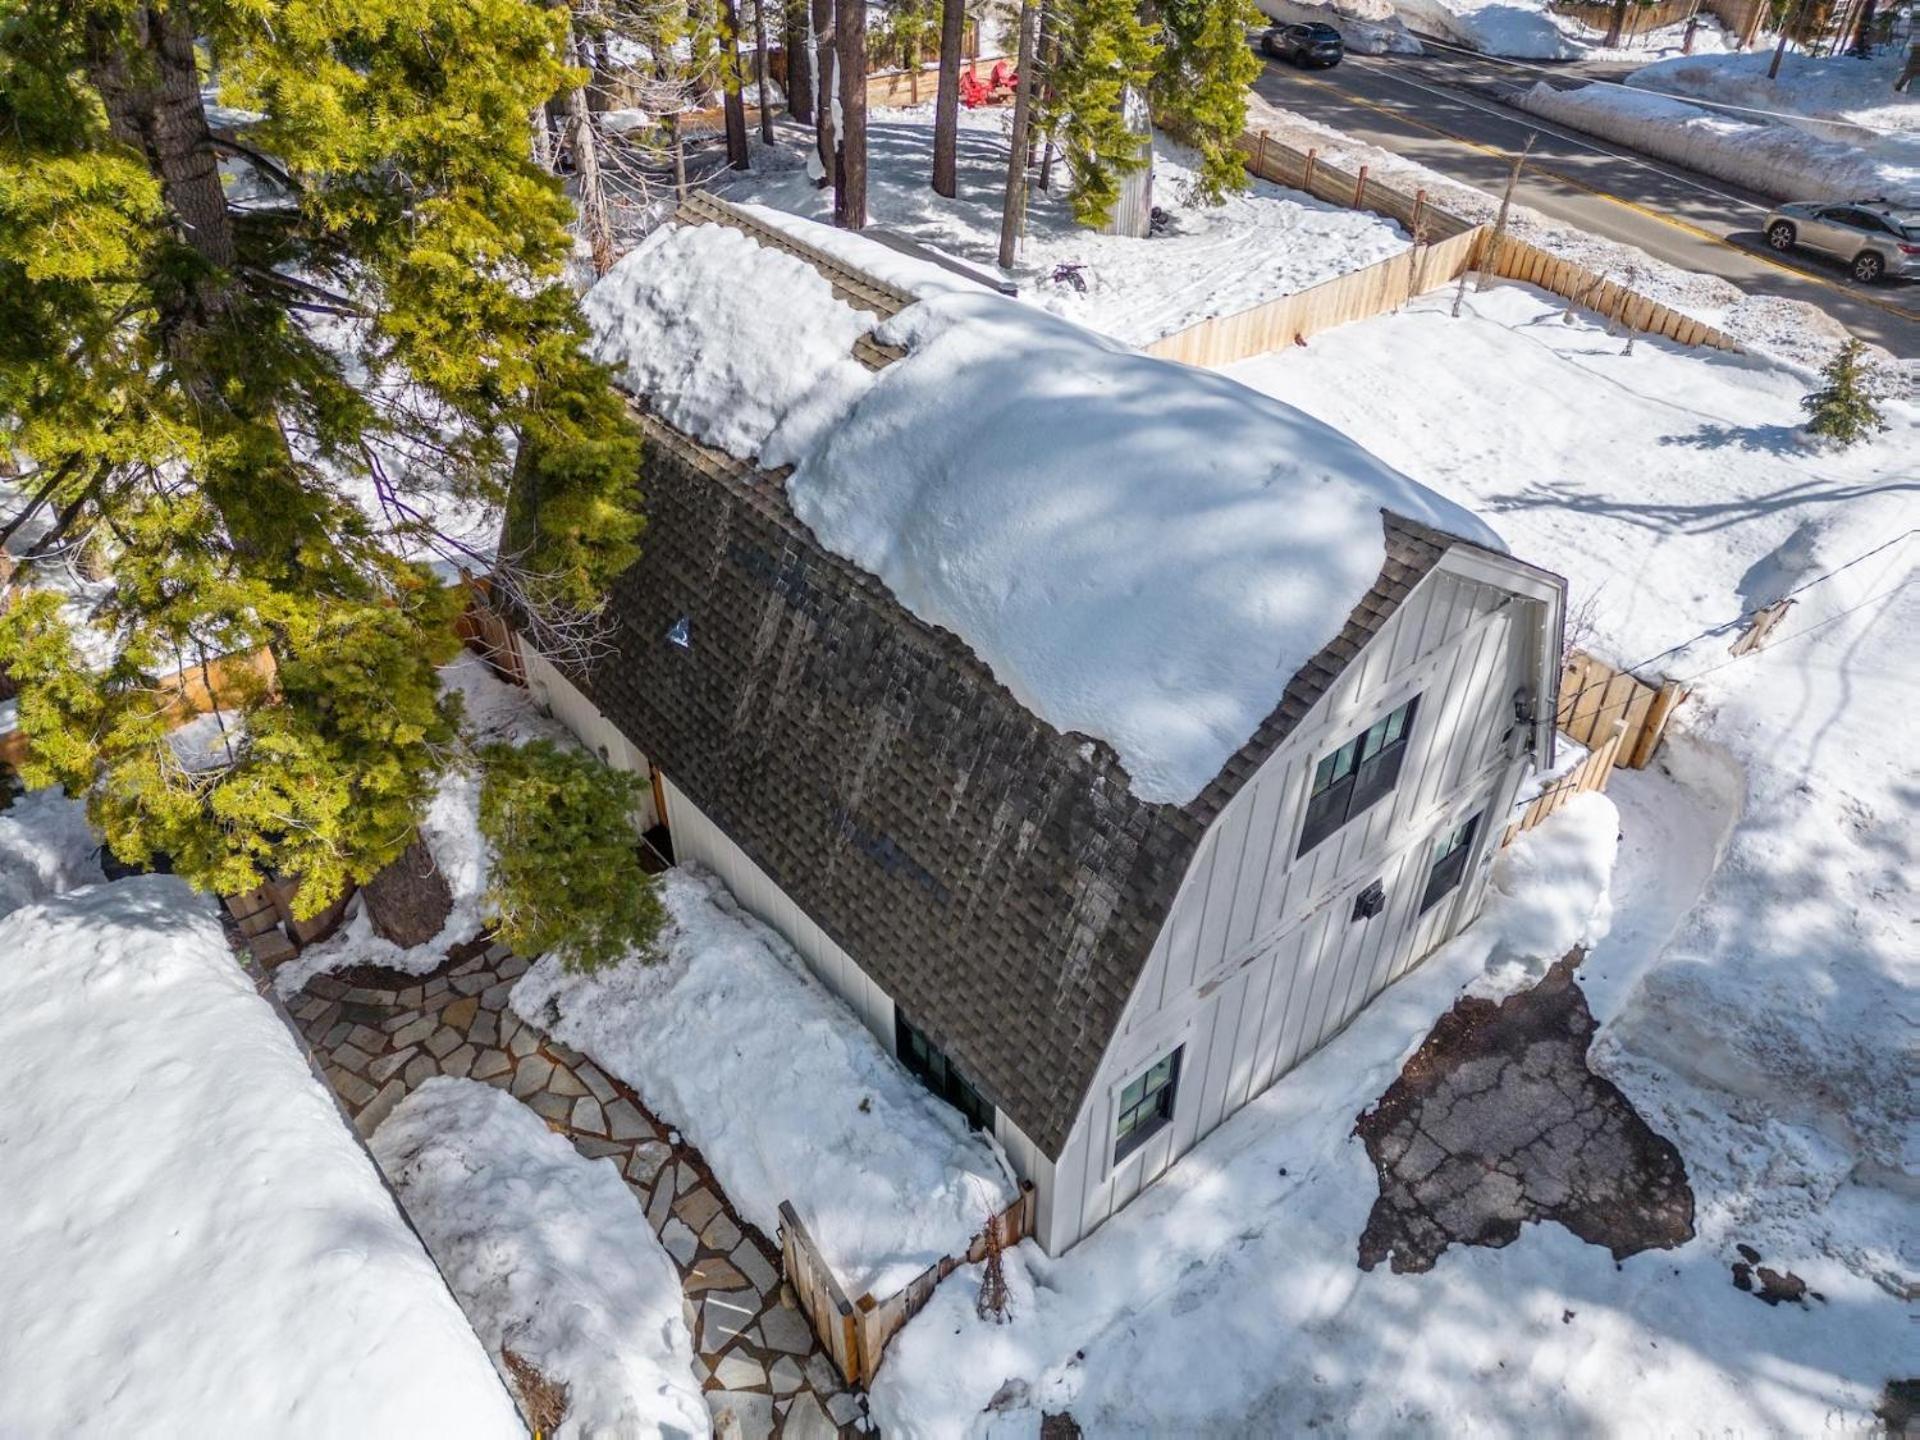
[1355,950,1694,1275]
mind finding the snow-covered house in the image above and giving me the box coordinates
[511,196,1566,1257]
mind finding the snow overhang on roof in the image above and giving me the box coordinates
[583,194,1510,808]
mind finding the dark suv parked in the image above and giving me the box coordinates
[1262,22,1345,68]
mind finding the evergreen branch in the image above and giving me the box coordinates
[208,132,302,194]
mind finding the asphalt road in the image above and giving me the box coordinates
[1252,45,1920,356]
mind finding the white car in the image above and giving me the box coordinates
[1763,199,1920,283]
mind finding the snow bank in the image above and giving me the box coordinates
[582,219,876,465]
[1518,80,1918,203]
[274,652,575,994]
[0,786,102,920]
[1255,0,1425,55]
[1387,0,1576,58]
[511,867,1013,1299]
[1629,48,1920,145]
[717,114,1410,346]
[0,875,519,1435]
[787,288,1503,802]
[372,1078,708,1438]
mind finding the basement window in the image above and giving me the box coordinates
[1420,812,1482,913]
[1113,1047,1182,1164]
[1298,696,1421,857]
[896,1010,995,1132]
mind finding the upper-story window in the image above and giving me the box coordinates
[1420,812,1482,912]
[1297,696,1420,857]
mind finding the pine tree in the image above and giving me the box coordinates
[0,0,645,922]
[1031,0,1159,228]
[477,741,666,971]
[1149,0,1260,205]
[1800,339,1887,447]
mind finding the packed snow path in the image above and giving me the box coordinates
[283,940,863,1437]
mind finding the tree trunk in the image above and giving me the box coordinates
[721,0,752,168]
[813,0,837,186]
[932,0,965,196]
[566,24,616,273]
[997,0,1038,268]
[360,838,454,949]
[1848,0,1876,54]
[84,4,236,271]
[785,0,814,121]
[1603,0,1630,46]
[834,0,867,226]
[529,107,555,170]
[753,0,777,143]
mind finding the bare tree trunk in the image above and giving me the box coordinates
[84,3,235,270]
[566,23,616,273]
[932,0,965,196]
[1037,18,1062,192]
[670,110,689,198]
[753,0,777,142]
[813,0,836,184]
[360,838,454,949]
[785,0,814,120]
[529,107,554,170]
[720,0,752,168]
[997,0,1038,269]
[835,0,868,227]
[1603,0,1630,46]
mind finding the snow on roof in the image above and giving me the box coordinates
[585,210,1504,804]
[0,876,521,1435]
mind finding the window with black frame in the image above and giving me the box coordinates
[1420,812,1482,913]
[896,1011,995,1131]
[1113,1047,1182,1163]
[1298,696,1420,856]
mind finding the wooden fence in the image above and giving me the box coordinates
[1503,719,1626,846]
[454,574,526,684]
[0,644,276,772]
[1142,131,1484,366]
[1484,234,1742,352]
[1556,648,1689,770]
[781,1181,1036,1387]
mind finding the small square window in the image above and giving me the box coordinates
[1114,1046,1182,1164]
[1420,812,1482,913]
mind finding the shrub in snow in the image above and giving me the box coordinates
[1801,339,1888,447]
[477,739,665,972]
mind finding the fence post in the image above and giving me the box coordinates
[1353,164,1368,209]
[1411,187,1426,235]
[1255,129,1270,179]
[1627,679,1688,769]
[1302,146,1317,194]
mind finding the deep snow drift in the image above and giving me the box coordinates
[0,875,521,1435]
[511,866,1014,1298]
[0,785,103,920]
[584,214,1502,803]
[715,109,1410,346]
[1629,48,1920,147]
[372,1078,708,1438]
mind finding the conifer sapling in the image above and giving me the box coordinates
[1800,339,1887,448]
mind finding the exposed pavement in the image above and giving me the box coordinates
[1253,45,1920,356]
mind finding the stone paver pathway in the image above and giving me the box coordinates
[284,939,861,1438]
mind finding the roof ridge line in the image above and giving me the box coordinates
[676,191,916,324]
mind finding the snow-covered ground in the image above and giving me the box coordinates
[714,108,1410,346]
[1255,0,1426,55]
[1225,283,1916,664]
[0,874,521,1435]
[1629,47,1920,149]
[1243,92,1865,371]
[511,867,1015,1299]
[871,284,1916,1437]
[272,652,574,994]
[1387,0,1581,58]
[1518,79,1919,204]
[373,1078,709,1437]
[0,785,102,920]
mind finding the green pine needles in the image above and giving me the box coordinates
[1801,339,1888,448]
[477,741,666,972]
[0,0,648,933]
[1150,0,1263,205]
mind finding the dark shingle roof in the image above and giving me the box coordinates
[551,200,1484,1156]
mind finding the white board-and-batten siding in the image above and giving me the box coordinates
[1036,553,1560,1255]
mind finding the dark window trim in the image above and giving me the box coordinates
[1113,1047,1182,1164]
[1297,695,1421,858]
[895,1010,994,1131]
[1420,811,1483,914]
